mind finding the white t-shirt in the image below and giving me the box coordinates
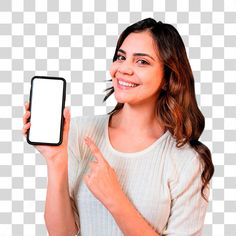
[67,114,210,236]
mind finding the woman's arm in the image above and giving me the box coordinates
[108,190,160,236]
[44,159,79,236]
[22,103,79,236]
[84,137,160,236]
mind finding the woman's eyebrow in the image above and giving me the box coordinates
[118,49,156,61]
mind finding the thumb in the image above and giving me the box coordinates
[63,107,70,141]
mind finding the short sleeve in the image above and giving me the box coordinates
[67,117,81,232]
[161,156,210,236]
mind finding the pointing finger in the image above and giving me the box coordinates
[84,137,105,163]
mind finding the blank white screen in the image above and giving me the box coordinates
[28,78,64,144]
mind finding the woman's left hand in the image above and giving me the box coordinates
[83,137,124,210]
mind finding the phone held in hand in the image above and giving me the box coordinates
[27,76,66,146]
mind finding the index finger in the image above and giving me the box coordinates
[84,137,105,163]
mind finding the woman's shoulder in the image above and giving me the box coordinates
[70,114,109,140]
[164,133,202,176]
[165,137,204,199]
[68,114,109,159]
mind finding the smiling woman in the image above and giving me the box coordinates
[22,18,214,236]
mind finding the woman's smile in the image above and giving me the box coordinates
[117,78,140,90]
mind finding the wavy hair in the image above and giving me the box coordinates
[103,18,214,201]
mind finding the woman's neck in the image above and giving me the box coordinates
[109,104,165,136]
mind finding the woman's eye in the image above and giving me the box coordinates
[116,55,125,61]
[137,59,149,65]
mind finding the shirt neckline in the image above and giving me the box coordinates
[104,114,170,157]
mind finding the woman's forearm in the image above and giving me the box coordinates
[108,193,160,236]
[44,158,78,236]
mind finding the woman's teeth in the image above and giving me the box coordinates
[118,80,138,87]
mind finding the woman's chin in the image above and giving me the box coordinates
[114,93,129,104]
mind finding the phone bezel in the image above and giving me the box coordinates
[26,76,67,146]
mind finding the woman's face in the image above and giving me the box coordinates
[110,31,164,106]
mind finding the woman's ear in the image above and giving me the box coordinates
[161,83,167,91]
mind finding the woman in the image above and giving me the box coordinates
[22,18,214,236]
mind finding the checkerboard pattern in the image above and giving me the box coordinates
[0,0,235,235]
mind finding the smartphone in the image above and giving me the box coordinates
[27,76,66,146]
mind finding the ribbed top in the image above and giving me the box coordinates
[67,114,209,236]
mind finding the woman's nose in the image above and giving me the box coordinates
[117,61,133,75]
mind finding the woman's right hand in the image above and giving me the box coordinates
[22,101,71,167]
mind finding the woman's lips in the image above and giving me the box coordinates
[116,78,140,90]
[117,78,139,85]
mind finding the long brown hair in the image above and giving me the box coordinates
[103,18,214,201]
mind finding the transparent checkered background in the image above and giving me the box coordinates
[0,0,235,235]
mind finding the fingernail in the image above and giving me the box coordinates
[84,136,91,145]
[84,137,89,144]
[66,109,70,118]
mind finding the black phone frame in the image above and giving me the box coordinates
[26,76,67,146]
